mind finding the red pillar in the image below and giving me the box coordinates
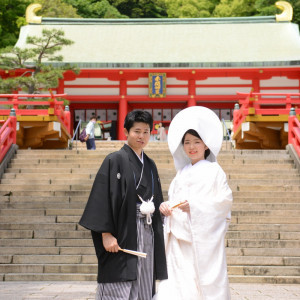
[188,79,196,107]
[252,78,260,110]
[118,79,127,140]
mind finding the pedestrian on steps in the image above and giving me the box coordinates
[85,116,97,150]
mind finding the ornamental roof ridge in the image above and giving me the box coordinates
[36,16,277,26]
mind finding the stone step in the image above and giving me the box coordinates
[0,216,56,224]
[10,156,295,163]
[228,224,300,232]
[3,273,299,283]
[0,196,71,203]
[1,254,298,267]
[0,201,85,210]
[6,166,297,176]
[226,247,300,257]
[4,190,300,199]
[235,216,300,224]
[227,256,300,266]
[1,229,298,241]
[2,182,300,194]
[237,185,300,192]
[1,193,299,204]
[59,247,96,255]
[2,201,299,211]
[232,203,300,210]
[11,255,83,264]
[4,177,300,187]
[3,170,299,180]
[1,264,299,277]
[229,173,300,179]
[0,223,76,231]
[3,273,97,281]
[1,208,300,219]
[228,275,300,284]
[228,266,300,276]
[231,210,300,217]
[7,158,295,167]
[227,239,300,248]
[0,239,56,247]
[0,191,90,197]
[231,194,300,202]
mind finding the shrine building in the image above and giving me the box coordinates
[2,1,300,141]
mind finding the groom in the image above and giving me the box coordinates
[79,110,167,300]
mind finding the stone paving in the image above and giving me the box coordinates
[0,282,299,300]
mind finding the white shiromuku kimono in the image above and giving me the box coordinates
[154,159,232,300]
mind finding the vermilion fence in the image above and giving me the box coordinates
[289,114,300,158]
[233,92,300,133]
[233,92,300,157]
[0,93,70,134]
[0,113,17,163]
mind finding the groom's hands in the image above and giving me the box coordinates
[102,233,119,253]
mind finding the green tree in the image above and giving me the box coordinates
[109,0,167,18]
[0,28,78,94]
[0,0,31,49]
[255,0,300,26]
[213,0,299,27]
[64,0,126,18]
[163,0,216,18]
[213,0,256,17]
[36,0,80,18]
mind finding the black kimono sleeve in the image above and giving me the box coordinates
[79,153,122,235]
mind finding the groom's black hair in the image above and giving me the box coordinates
[124,110,153,132]
[182,129,211,159]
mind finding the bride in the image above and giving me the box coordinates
[154,106,233,300]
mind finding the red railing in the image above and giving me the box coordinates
[289,114,300,157]
[0,113,17,163]
[0,93,71,134]
[233,92,300,133]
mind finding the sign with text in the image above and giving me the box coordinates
[149,73,166,98]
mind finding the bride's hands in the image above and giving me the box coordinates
[159,202,172,216]
[178,200,190,213]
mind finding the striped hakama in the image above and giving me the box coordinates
[96,204,154,300]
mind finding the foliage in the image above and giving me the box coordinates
[213,0,257,17]
[64,0,127,18]
[0,0,31,49]
[109,0,167,18]
[163,0,216,18]
[0,28,78,94]
[36,0,80,18]
[213,0,299,26]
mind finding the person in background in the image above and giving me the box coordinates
[85,116,97,150]
[157,123,167,142]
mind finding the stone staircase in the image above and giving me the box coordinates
[0,141,299,283]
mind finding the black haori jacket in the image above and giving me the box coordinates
[79,145,168,283]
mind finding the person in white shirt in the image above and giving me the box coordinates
[85,116,97,150]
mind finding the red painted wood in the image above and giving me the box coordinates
[289,115,300,157]
[0,115,16,163]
